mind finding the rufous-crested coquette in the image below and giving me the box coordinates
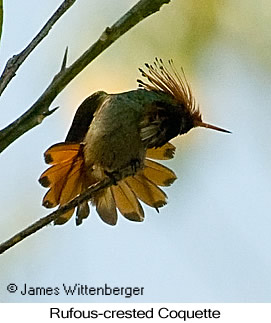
[39,58,230,226]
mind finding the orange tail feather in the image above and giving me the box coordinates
[39,142,177,225]
[125,173,167,210]
[39,143,89,225]
[146,142,175,160]
[112,180,144,222]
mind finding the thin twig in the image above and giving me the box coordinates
[0,0,77,95]
[0,177,114,255]
[0,0,3,42]
[0,0,171,153]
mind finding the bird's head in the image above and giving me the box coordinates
[138,58,231,135]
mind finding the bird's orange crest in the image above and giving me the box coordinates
[138,57,201,121]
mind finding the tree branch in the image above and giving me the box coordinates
[0,0,77,95]
[0,0,3,43]
[0,177,115,255]
[0,0,171,153]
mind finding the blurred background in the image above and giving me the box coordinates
[0,0,271,302]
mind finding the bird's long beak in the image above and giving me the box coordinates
[194,120,231,134]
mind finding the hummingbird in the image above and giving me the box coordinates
[39,58,230,226]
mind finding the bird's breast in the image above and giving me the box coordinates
[83,93,146,177]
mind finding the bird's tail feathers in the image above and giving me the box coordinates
[109,144,177,223]
[39,142,94,225]
[146,142,175,160]
[39,142,177,225]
